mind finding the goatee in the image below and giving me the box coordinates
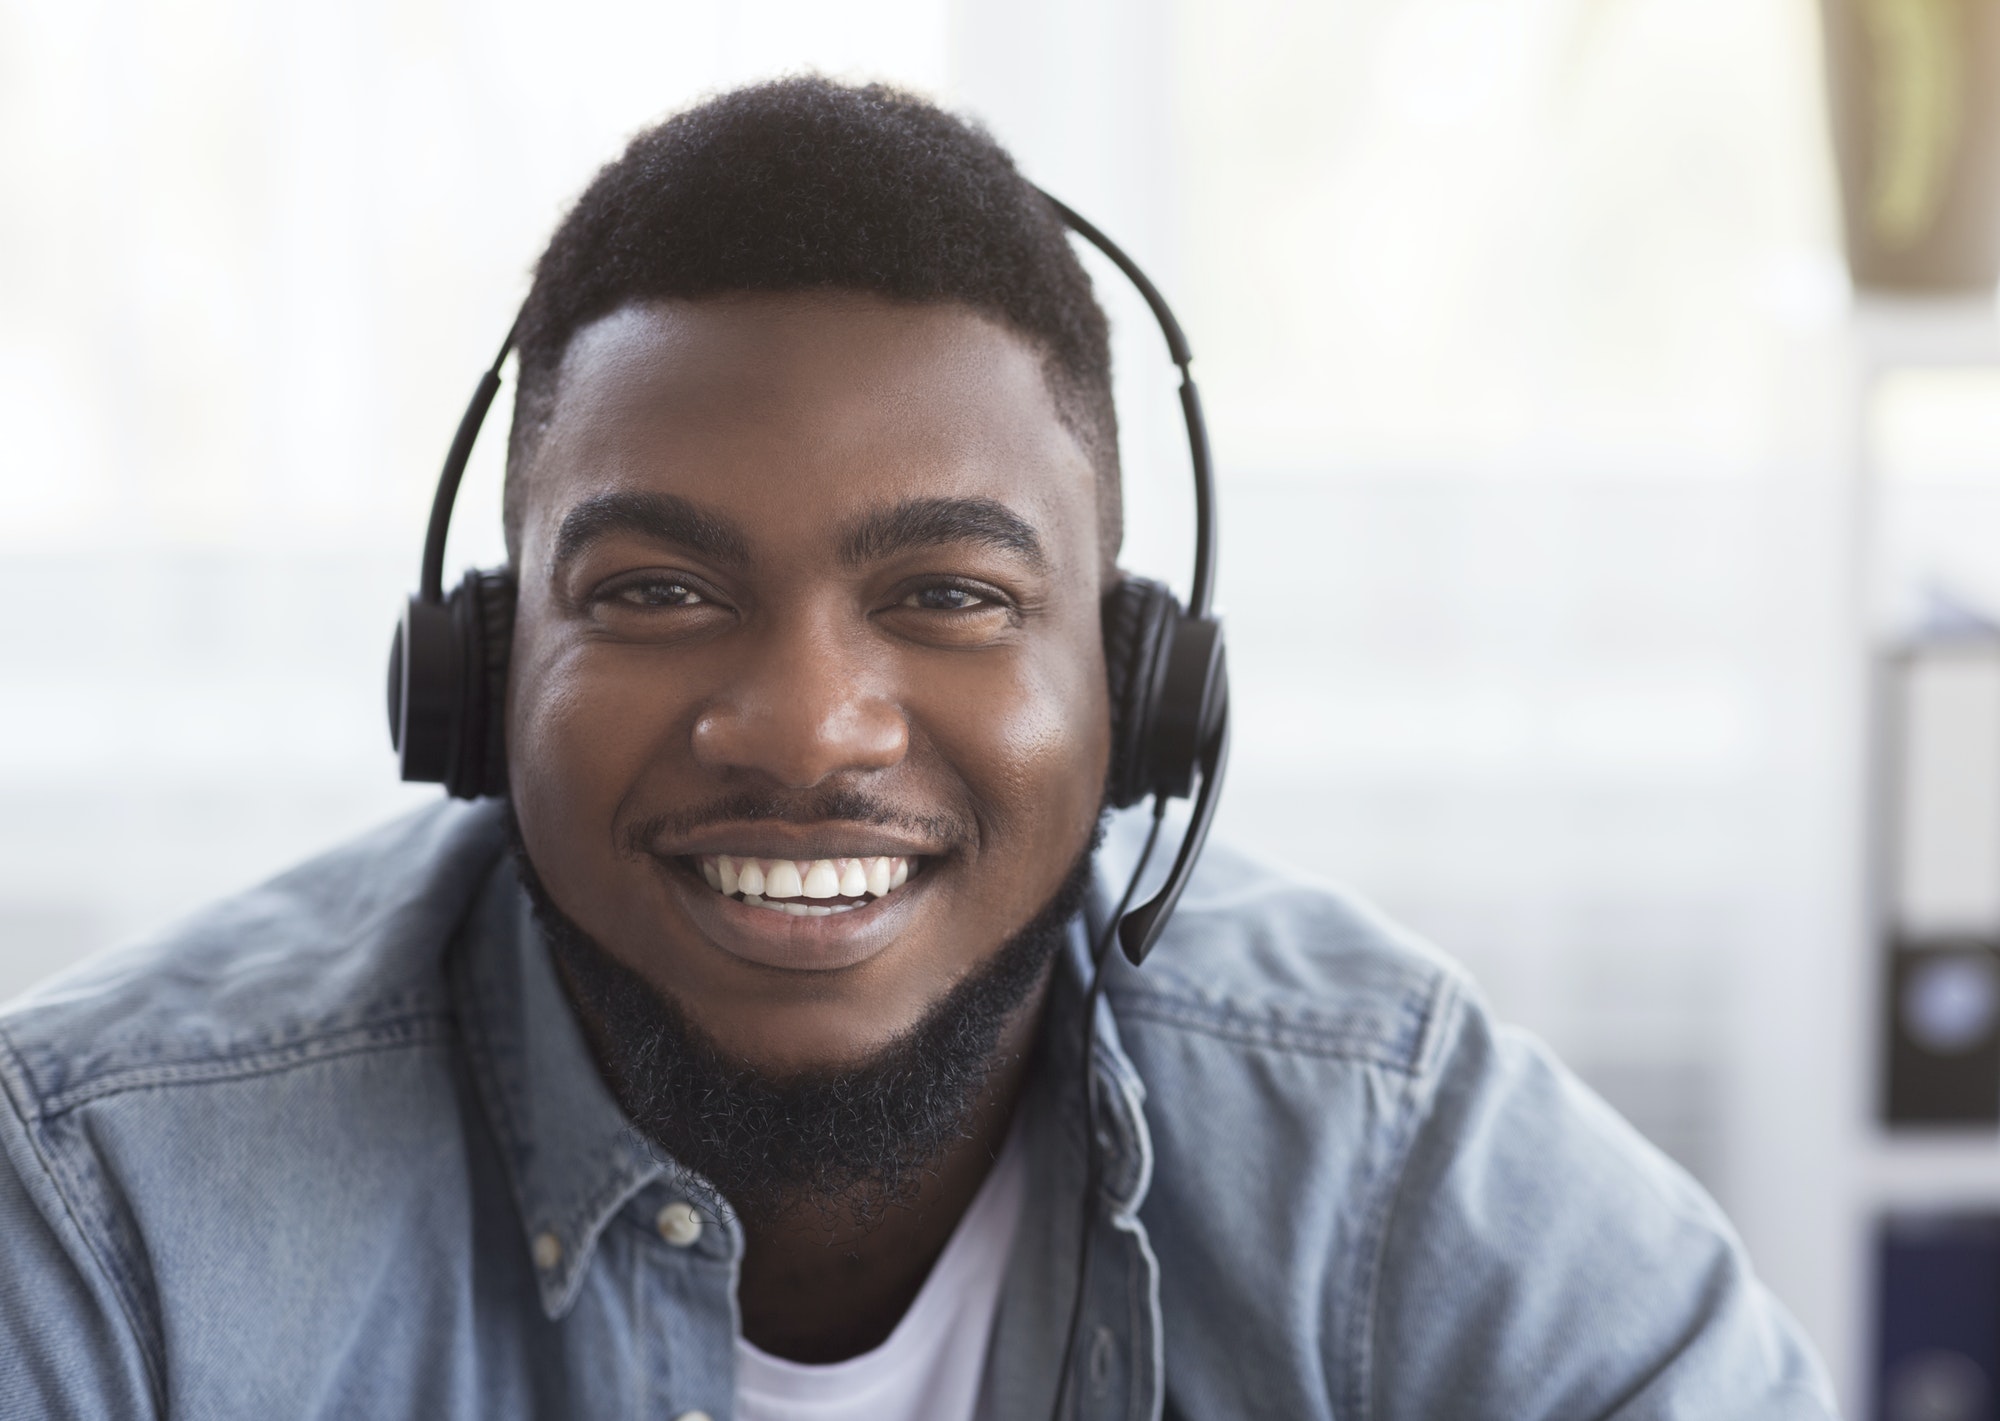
[509,826,1096,1230]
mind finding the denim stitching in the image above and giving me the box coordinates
[1105,990,1435,1072]
[0,1030,169,1413]
[36,1015,456,1117]
[1345,971,1465,1421]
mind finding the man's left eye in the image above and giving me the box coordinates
[616,580,705,608]
[905,585,989,612]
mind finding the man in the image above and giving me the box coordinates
[1,78,1834,1419]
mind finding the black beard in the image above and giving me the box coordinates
[509,825,1097,1230]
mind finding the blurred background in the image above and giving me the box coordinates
[6,0,2000,1411]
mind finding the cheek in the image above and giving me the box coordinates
[922,634,1111,861]
[505,625,686,876]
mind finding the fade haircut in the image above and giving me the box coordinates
[504,76,1120,567]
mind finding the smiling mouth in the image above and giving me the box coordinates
[692,853,918,917]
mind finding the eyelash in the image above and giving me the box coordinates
[596,575,713,610]
[903,580,1003,613]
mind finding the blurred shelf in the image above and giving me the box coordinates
[1846,295,2000,1223]
[1862,1132,2000,1208]
[1850,294,2000,374]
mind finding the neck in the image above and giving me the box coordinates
[734,988,1045,1363]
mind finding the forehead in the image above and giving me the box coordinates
[516,293,1098,572]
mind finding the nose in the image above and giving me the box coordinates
[689,613,909,789]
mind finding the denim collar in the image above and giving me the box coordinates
[1042,908,1155,1214]
[451,862,666,1319]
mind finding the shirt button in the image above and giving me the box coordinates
[656,1201,703,1248]
[531,1231,563,1271]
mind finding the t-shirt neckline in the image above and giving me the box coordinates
[734,1115,1029,1404]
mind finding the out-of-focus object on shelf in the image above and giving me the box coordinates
[1879,634,2000,1125]
[1886,632,2000,939]
[1885,938,2000,1124]
[1876,1211,2000,1420]
[1823,0,2000,292]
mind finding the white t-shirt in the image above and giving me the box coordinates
[734,1123,1028,1421]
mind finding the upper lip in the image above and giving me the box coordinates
[643,822,949,863]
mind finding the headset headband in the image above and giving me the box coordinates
[413,192,1214,619]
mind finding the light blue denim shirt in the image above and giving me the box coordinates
[0,801,1836,1419]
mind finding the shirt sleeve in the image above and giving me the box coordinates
[1366,1001,1840,1421]
[0,1066,159,1419]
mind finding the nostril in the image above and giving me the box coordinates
[688,695,909,786]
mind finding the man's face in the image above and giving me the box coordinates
[507,292,1111,1077]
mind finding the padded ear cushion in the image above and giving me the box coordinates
[1100,575,1180,809]
[446,566,517,800]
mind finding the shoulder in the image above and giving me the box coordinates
[0,800,508,1121]
[1364,1001,1836,1417]
[1107,831,1835,1416]
[0,801,515,1416]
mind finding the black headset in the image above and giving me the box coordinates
[386,189,1227,969]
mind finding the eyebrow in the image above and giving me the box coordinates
[551,490,752,573]
[840,497,1048,572]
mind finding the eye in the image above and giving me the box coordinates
[577,567,733,644]
[881,578,1021,647]
[904,584,990,612]
[609,577,707,609]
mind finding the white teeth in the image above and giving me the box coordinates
[781,901,810,916]
[764,860,802,898]
[700,852,916,904]
[806,904,831,916]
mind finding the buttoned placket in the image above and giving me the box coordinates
[455,872,745,1420]
[1066,1016,1164,1421]
[630,1182,744,1421]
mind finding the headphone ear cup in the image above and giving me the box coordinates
[388,595,459,785]
[1101,576,1181,809]
[444,567,516,800]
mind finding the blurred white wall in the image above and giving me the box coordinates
[8,0,2000,1404]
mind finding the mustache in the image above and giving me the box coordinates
[623,787,975,855]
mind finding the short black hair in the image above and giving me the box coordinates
[504,76,1119,566]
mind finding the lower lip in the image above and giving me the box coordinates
[659,859,925,972]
